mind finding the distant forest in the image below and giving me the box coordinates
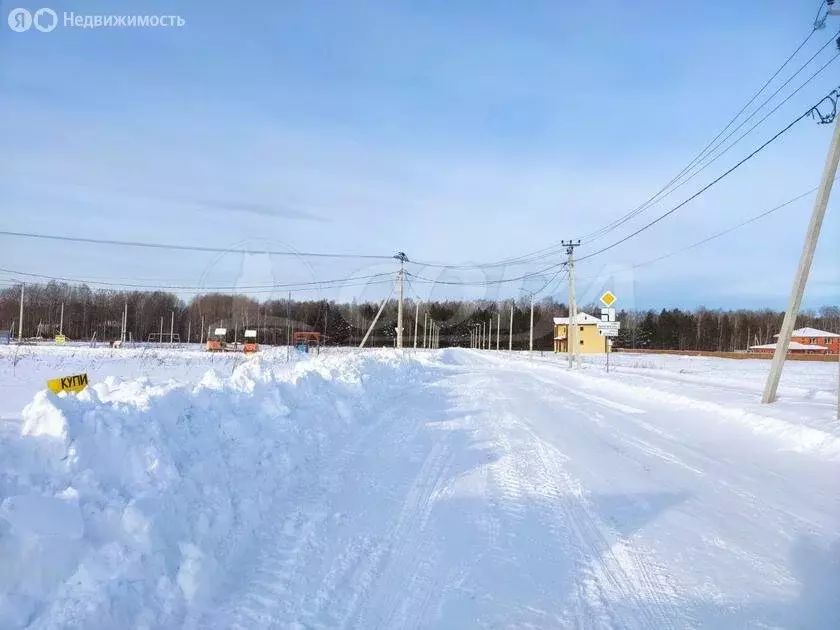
[0,281,838,351]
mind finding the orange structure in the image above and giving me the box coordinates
[293,331,321,354]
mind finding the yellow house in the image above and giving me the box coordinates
[553,313,611,354]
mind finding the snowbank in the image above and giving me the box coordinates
[0,351,417,629]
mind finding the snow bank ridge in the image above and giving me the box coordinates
[0,351,416,629]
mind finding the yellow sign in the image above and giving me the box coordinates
[55,334,66,344]
[600,291,617,307]
[47,373,89,394]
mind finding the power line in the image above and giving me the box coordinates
[581,29,840,244]
[576,87,839,264]
[406,261,567,286]
[640,51,840,215]
[631,179,836,269]
[0,266,395,292]
[0,230,396,261]
[469,23,834,270]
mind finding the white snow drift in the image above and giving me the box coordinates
[0,347,838,628]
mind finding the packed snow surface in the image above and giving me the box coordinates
[1,345,838,628]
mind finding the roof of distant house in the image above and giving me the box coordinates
[553,313,601,325]
[772,327,839,339]
[750,341,828,351]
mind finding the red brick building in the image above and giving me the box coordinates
[749,327,839,355]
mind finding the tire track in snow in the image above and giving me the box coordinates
[346,437,455,630]
[193,400,399,630]
[466,363,686,629]
[525,429,685,630]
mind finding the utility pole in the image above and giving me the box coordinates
[159,316,163,345]
[482,321,486,350]
[423,312,428,348]
[496,312,500,350]
[200,315,205,344]
[488,317,492,351]
[59,302,64,336]
[17,283,23,342]
[120,301,127,343]
[509,302,513,351]
[187,319,191,344]
[359,292,391,348]
[170,311,175,344]
[414,302,419,349]
[562,240,581,367]
[395,252,408,349]
[763,90,840,403]
[529,296,534,352]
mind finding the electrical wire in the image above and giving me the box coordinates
[0,266,396,292]
[576,87,839,264]
[578,28,839,244]
[437,23,834,272]
[630,177,837,269]
[406,261,567,286]
[0,230,396,261]
[623,51,840,225]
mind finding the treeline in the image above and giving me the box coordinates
[615,306,840,352]
[0,281,837,351]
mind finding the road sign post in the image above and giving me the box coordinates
[599,292,618,373]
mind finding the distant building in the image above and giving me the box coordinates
[749,327,839,355]
[553,313,610,354]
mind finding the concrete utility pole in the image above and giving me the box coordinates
[59,302,64,336]
[200,315,205,344]
[18,284,24,341]
[120,301,127,343]
[763,95,840,403]
[159,316,163,345]
[360,290,392,349]
[509,302,513,351]
[481,321,486,349]
[488,318,492,351]
[187,319,191,344]
[496,312,501,350]
[395,252,408,349]
[529,296,534,352]
[562,240,581,368]
[423,312,428,348]
[414,302,419,349]
[170,311,175,344]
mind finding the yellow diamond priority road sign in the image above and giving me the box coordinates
[600,290,617,307]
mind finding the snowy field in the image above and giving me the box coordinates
[0,345,838,628]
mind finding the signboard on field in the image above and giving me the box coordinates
[244,329,257,338]
[597,321,621,337]
[55,334,66,344]
[47,373,89,394]
[213,328,227,336]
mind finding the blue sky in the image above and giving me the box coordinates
[1,0,838,310]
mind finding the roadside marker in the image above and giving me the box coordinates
[47,373,89,394]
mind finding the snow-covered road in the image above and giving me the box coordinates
[1,347,838,628]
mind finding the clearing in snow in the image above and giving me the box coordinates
[0,346,838,628]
